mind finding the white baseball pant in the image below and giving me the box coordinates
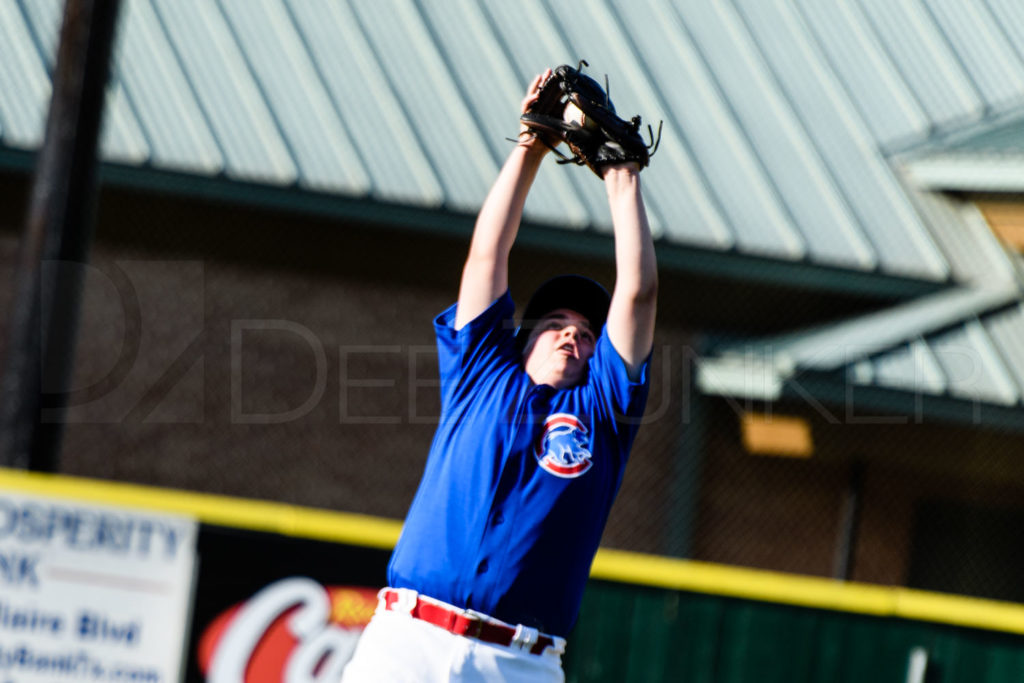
[340,609,565,682]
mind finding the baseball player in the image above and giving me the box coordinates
[342,66,657,682]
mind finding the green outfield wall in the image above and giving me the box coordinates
[567,581,1024,682]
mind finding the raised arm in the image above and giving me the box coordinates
[603,163,657,380]
[454,71,552,330]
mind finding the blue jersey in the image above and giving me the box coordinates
[387,291,650,637]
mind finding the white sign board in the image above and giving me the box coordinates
[0,488,198,683]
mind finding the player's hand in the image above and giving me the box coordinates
[518,69,556,155]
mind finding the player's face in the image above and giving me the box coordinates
[522,309,596,389]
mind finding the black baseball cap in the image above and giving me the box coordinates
[515,275,611,351]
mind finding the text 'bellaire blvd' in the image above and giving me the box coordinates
[0,601,140,646]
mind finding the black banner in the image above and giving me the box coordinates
[185,524,390,682]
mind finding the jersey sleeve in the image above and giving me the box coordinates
[434,291,519,408]
[587,331,651,424]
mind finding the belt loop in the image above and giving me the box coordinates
[390,588,418,616]
[462,609,487,637]
[459,612,484,638]
[375,587,390,613]
[512,624,539,651]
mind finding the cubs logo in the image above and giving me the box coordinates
[535,413,592,478]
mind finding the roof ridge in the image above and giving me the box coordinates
[712,281,1022,373]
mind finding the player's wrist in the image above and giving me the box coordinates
[515,137,550,161]
[602,162,641,177]
[602,163,641,193]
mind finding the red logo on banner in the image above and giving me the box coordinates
[197,578,378,682]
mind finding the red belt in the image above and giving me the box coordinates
[379,588,558,656]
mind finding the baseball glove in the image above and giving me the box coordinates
[521,60,661,177]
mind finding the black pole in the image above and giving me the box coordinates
[0,0,121,471]
[670,336,708,558]
[833,459,865,580]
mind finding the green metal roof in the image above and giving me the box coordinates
[901,116,1024,192]
[4,0,1024,412]
[698,281,1024,429]
[3,0,1024,290]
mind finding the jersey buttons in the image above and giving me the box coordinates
[476,559,489,574]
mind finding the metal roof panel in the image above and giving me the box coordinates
[867,339,946,396]
[348,0,497,213]
[904,155,1024,193]
[705,285,1024,410]
[113,0,220,171]
[418,0,589,228]
[672,0,880,269]
[19,0,151,164]
[152,0,297,183]
[284,0,443,206]
[985,0,1024,65]
[930,319,1021,406]
[986,303,1024,398]
[898,113,1024,192]
[547,0,738,247]
[924,0,1024,113]
[16,0,62,57]
[0,1,50,148]
[218,0,369,194]
[743,285,1020,373]
[795,0,931,149]
[901,190,1019,285]
[478,0,619,230]
[610,0,805,259]
[95,86,149,166]
[735,0,949,281]
[6,0,1024,294]
[857,0,983,129]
